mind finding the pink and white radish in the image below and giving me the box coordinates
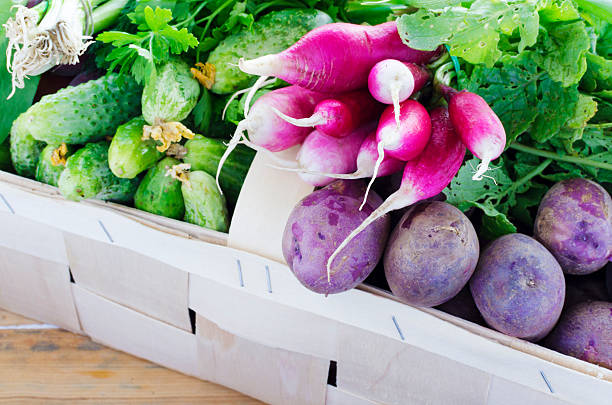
[280,132,404,181]
[296,123,374,187]
[446,89,505,181]
[363,99,431,208]
[368,60,430,126]
[272,90,383,138]
[436,62,506,181]
[215,84,329,191]
[239,21,440,94]
[326,107,466,279]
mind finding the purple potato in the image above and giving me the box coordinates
[534,178,612,275]
[436,285,485,325]
[470,233,565,341]
[545,301,612,370]
[282,180,390,294]
[384,201,479,307]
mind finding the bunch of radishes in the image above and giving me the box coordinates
[216,20,507,279]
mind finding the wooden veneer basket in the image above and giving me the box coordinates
[0,153,610,405]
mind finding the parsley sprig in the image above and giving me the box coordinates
[97,6,199,83]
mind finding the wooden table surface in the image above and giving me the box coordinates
[0,309,263,404]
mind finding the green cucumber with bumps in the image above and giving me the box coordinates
[183,135,254,208]
[134,157,185,220]
[182,171,229,232]
[9,115,45,178]
[58,142,140,202]
[207,9,332,94]
[35,144,76,187]
[108,117,163,179]
[142,60,200,125]
[14,73,142,145]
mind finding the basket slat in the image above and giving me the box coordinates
[0,246,81,333]
[228,150,313,264]
[72,284,198,377]
[195,315,329,405]
[64,232,191,331]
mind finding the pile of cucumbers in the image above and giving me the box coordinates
[0,9,333,233]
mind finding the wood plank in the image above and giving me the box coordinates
[0,309,37,326]
[0,310,262,404]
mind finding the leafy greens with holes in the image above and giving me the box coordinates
[399,0,612,238]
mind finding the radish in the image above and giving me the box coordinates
[272,90,383,138]
[363,99,431,209]
[215,84,329,191]
[436,62,506,181]
[326,107,466,279]
[279,132,404,181]
[295,123,374,187]
[368,60,430,126]
[238,21,439,94]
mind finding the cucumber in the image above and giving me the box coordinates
[9,115,45,178]
[182,171,229,232]
[142,60,201,125]
[35,144,76,187]
[0,138,12,172]
[15,73,142,145]
[207,9,332,94]
[109,117,163,179]
[183,135,254,208]
[134,157,185,220]
[58,142,140,202]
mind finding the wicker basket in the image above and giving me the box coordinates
[0,153,610,405]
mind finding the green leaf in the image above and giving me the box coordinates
[403,0,464,7]
[397,0,539,66]
[397,9,464,51]
[597,23,612,58]
[160,27,199,53]
[192,88,212,134]
[532,20,590,86]
[574,0,612,24]
[444,157,514,212]
[0,0,39,143]
[565,94,598,129]
[480,209,517,240]
[580,52,612,92]
[144,6,174,31]
[97,31,144,46]
[97,4,198,82]
[538,0,581,23]
[557,94,598,149]
[530,78,580,142]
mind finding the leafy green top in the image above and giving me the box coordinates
[403,0,612,238]
[97,6,199,83]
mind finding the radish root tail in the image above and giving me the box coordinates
[272,108,327,128]
[244,75,270,116]
[360,140,386,211]
[472,157,492,181]
[222,78,276,120]
[216,122,247,193]
[391,87,401,129]
[326,189,415,283]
